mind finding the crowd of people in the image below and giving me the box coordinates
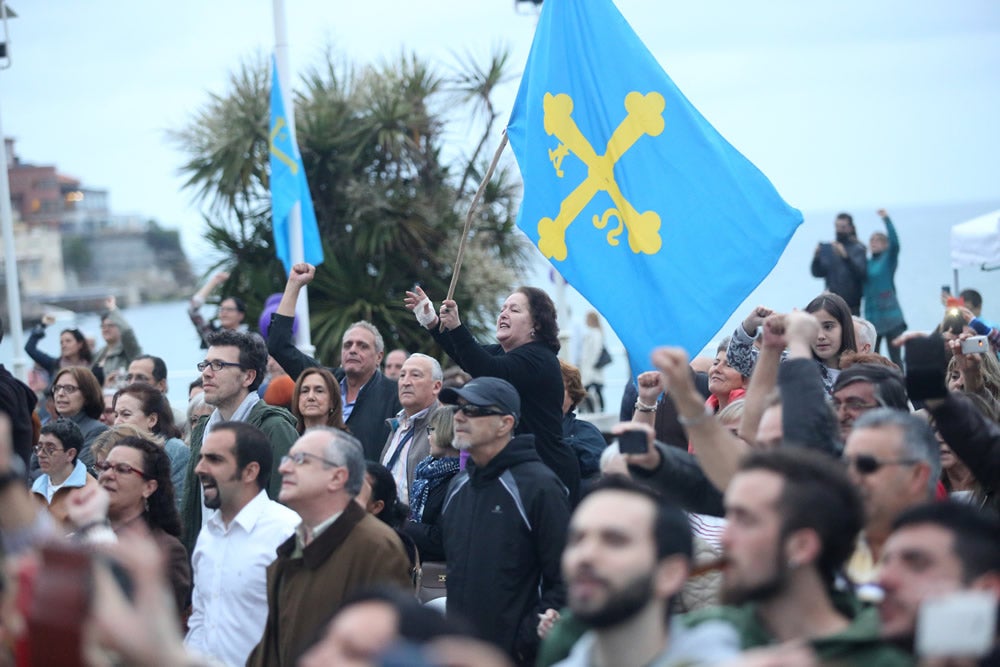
[0,209,997,666]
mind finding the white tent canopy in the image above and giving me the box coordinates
[951,209,1000,270]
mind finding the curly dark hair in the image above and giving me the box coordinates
[113,436,182,538]
[516,286,560,353]
[61,328,93,364]
[204,330,268,391]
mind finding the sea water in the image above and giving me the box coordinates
[3,199,998,415]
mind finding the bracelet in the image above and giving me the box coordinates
[677,405,713,427]
[634,399,657,413]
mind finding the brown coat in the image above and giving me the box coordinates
[246,501,412,667]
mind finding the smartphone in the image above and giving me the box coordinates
[941,284,951,296]
[917,590,996,657]
[617,429,647,455]
[905,336,948,402]
[961,335,988,355]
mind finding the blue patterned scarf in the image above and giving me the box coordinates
[408,455,461,522]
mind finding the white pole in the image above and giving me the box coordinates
[0,14,26,381]
[272,0,314,355]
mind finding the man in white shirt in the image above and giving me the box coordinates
[184,421,299,667]
[378,354,442,504]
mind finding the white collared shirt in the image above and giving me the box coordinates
[185,490,299,667]
[381,406,430,504]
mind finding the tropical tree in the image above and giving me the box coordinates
[170,47,527,365]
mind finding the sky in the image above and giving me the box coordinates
[3,0,999,267]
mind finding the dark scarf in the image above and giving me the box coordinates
[408,455,460,522]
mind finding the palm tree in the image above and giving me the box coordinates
[170,47,528,366]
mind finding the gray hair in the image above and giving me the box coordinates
[406,353,443,382]
[852,408,941,497]
[852,316,877,352]
[306,427,366,497]
[344,321,385,356]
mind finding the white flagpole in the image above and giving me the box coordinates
[272,0,314,355]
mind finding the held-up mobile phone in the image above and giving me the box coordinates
[917,590,996,658]
[941,284,951,295]
[905,336,948,402]
[617,429,647,455]
[961,335,988,355]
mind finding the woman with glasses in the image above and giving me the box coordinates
[96,436,191,616]
[30,418,99,528]
[291,367,347,434]
[405,285,581,502]
[112,383,191,510]
[402,407,460,562]
[47,367,108,471]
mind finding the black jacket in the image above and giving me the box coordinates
[810,239,867,313]
[267,313,400,459]
[0,364,37,471]
[441,435,569,664]
[430,324,580,503]
[928,392,1000,515]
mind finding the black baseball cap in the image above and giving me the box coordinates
[439,377,521,426]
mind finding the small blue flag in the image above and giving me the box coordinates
[507,0,802,373]
[270,55,323,272]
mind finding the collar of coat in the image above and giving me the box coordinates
[276,500,367,569]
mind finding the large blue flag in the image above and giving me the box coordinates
[270,56,323,272]
[507,0,802,373]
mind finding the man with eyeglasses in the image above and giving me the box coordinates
[30,418,98,528]
[842,409,941,584]
[247,427,412,667]
[439,377,570,665]
[831,363,908,442]
[180,330,299,555]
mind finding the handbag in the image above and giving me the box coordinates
[418,561,448,603]
[595,346,612,369]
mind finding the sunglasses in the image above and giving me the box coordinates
[843,454,919,475]
[451,404,509,418]
[94,461,151,479]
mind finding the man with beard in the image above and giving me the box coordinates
[877,502,999,664]
[683,448,911,665]
[811,212,868,315]
[185,422,299,667]
[553,476,740,667]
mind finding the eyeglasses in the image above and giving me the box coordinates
[451,404,509,418]
[124,373,152,383]
[94,461,151,479]
[197,360,243,372]
[843,454,919,475]
[281,451,342,468]
[33,444,63,456]
[52,384,80,395]
[832,398,881,414]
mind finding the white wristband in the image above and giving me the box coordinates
[415,298,437,328]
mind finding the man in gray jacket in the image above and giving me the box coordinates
[379,353,441,505]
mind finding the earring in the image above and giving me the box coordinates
[530,330,536,338]
[144,497,150,512]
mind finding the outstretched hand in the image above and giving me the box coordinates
[404,286,440,329]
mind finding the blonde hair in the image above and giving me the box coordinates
[91,423,158,464]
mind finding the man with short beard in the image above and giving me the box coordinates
[553,476,739,667]
[811,212,867,315]
[683,448,911,665]
[185,422,299,667]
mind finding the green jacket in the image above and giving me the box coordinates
[180,400,299,554]
[683,597,913,667]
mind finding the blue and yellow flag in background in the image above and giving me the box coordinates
[507,0,802,373]
[270,55,323,272]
